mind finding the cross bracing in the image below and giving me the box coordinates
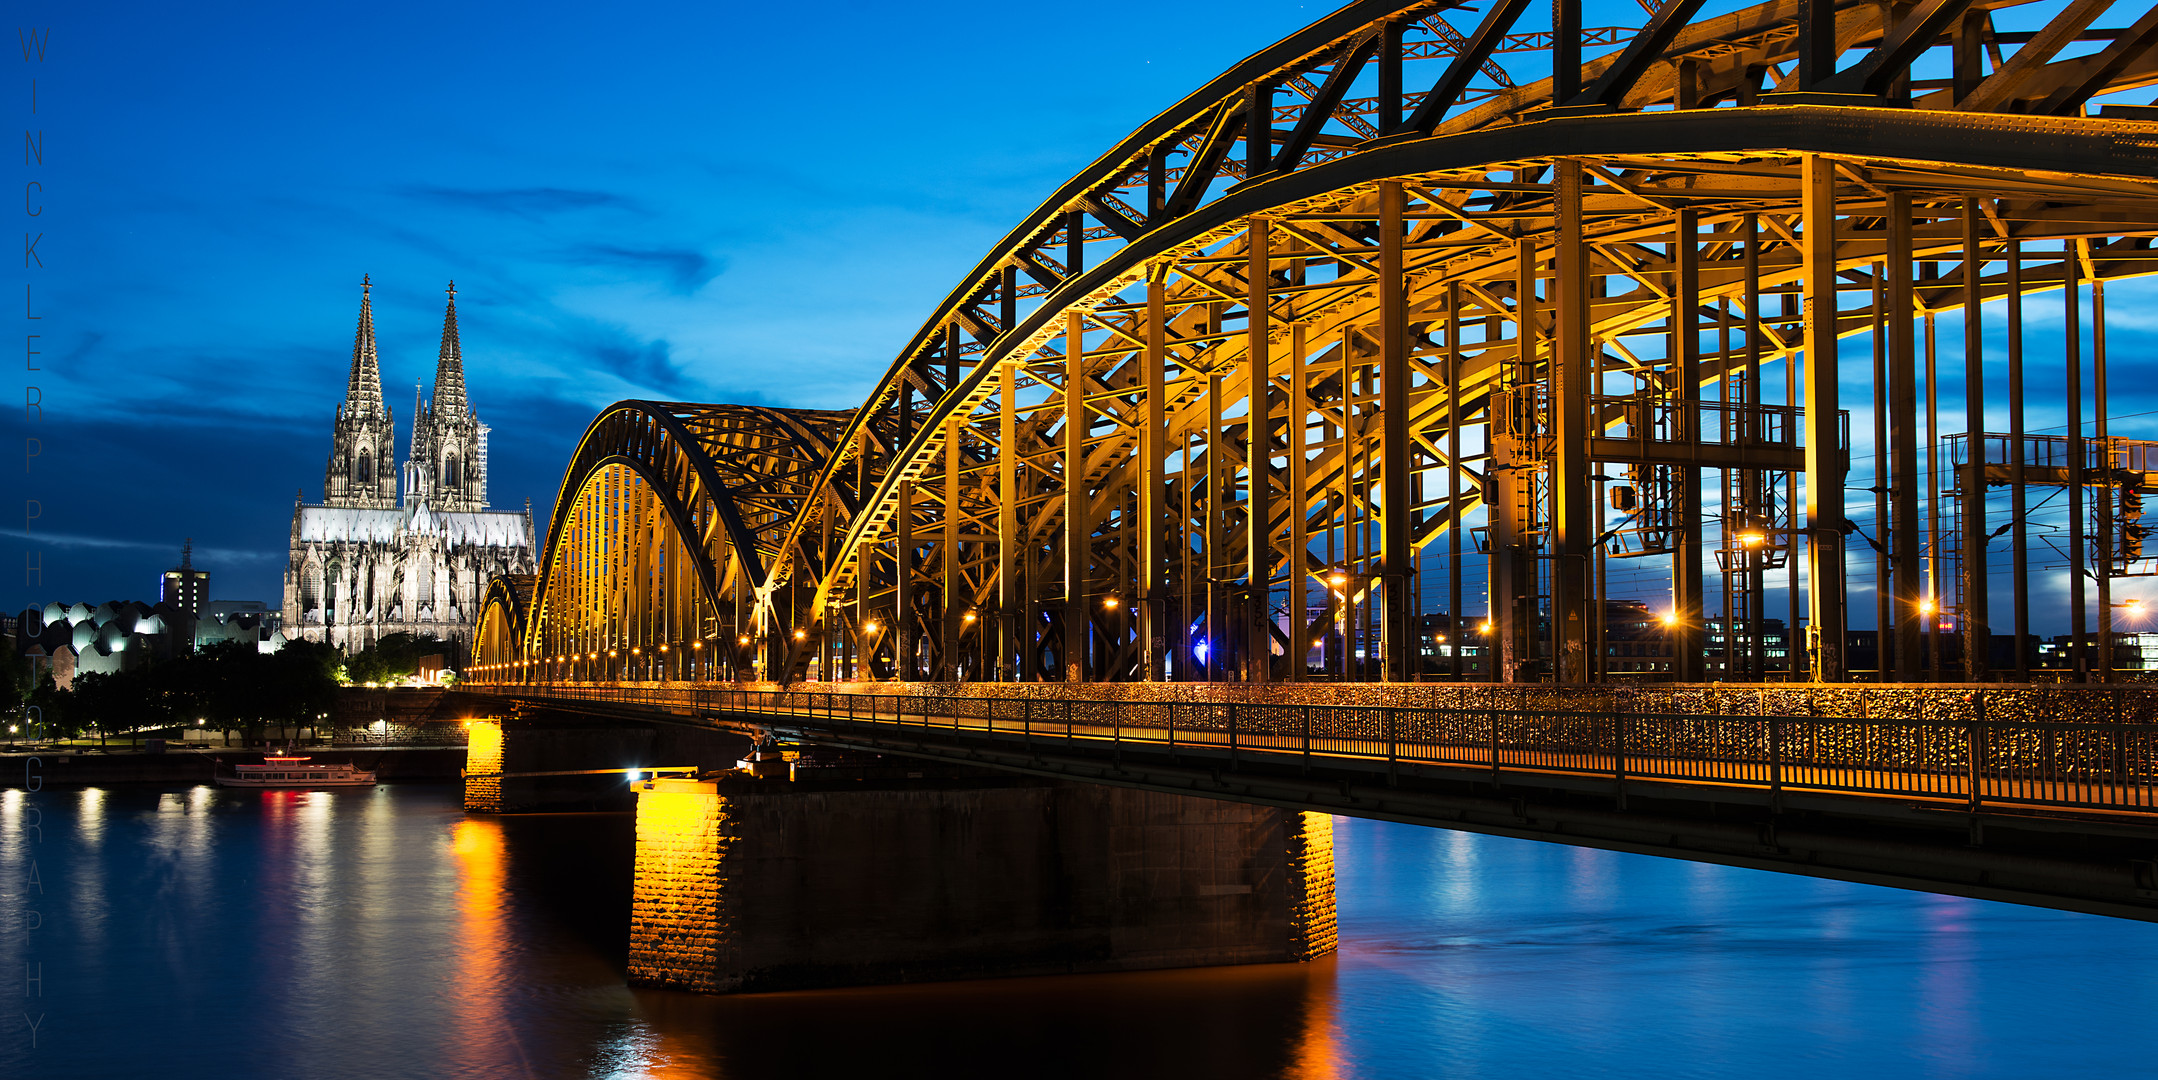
[474,0,2158,688]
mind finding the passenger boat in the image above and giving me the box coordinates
[215,754,376,788]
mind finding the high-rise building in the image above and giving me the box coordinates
[283,280,537,657]
[161,539,210,617]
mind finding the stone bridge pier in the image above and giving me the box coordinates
[627,771,1337,994]
[460,711,750,813]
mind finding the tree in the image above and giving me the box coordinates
[345,632,454,685]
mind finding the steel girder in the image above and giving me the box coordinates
[477,0,2158,689]
[513,401,863,682]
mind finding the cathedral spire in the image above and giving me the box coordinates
[323,276,397,510]
[431,281,469,416]
[343,275,385,419]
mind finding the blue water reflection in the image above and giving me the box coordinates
[0,786,2152,1079]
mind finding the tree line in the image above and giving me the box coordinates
[1,631,455,745]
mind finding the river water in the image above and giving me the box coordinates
[1,783,2154,1079]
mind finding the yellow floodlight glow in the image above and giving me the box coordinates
[963,611,977,623]
[738,635,751,646]
[1478,621,1493,634]
[1918,597,1936,615]
[1661,611,1679,627]
[1327,572,1349,588]
[863,622,879,634]
[1102,596,1120,610]
[1737,531,1766,547]
[794,628,808,640]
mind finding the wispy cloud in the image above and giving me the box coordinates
[566,243,724,294]
[0,530,282,565]
[398,185,639,219]
[585,332,696,399]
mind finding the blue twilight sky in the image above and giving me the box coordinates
[13,0,1327,609]
[11,0,2157,631]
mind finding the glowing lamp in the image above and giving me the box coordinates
[1737,532,1766,547]
[738,635,751,646]
[1661,611,1679,627]
[864,622,879,634]
[1479,621,1493,634]
[793,629,808,640]
[1102,596,1120,610]
[1328,572,1348,588]
[1918,598,1936,615]
[963,611,977,623]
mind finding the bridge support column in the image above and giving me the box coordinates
[1801,153,1847,681]
[462,719,504,813]
[628,775,1336,994]
[461,715,747,814]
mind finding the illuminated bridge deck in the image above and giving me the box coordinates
[467,681,2158,922]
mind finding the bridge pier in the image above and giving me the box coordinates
[461,714,750,813]
[628,773,1336,994]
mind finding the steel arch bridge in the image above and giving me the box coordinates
[473,0,2158,690]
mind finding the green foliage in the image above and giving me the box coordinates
[0,646,31,711]
[36,638,345,744]
[343,632,454,685]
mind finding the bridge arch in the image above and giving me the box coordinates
[477,0,2158,688]
[514,401,864,683]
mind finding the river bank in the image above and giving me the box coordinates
[0,745,466,786]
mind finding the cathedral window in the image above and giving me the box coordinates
[357,448,373,484]
[444,453,461,491]
[301,564,323,610]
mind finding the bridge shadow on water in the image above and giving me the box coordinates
[484,807,1341,1080]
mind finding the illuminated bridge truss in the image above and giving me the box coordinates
[476,0,2158,688]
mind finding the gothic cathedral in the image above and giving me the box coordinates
[283,279,537,658]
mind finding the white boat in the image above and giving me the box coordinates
[215,754,376,788]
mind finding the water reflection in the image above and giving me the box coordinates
[448,816,521,1077]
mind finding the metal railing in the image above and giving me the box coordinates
[475,684,2158,818]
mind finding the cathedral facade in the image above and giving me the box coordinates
[283,279,537,658]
